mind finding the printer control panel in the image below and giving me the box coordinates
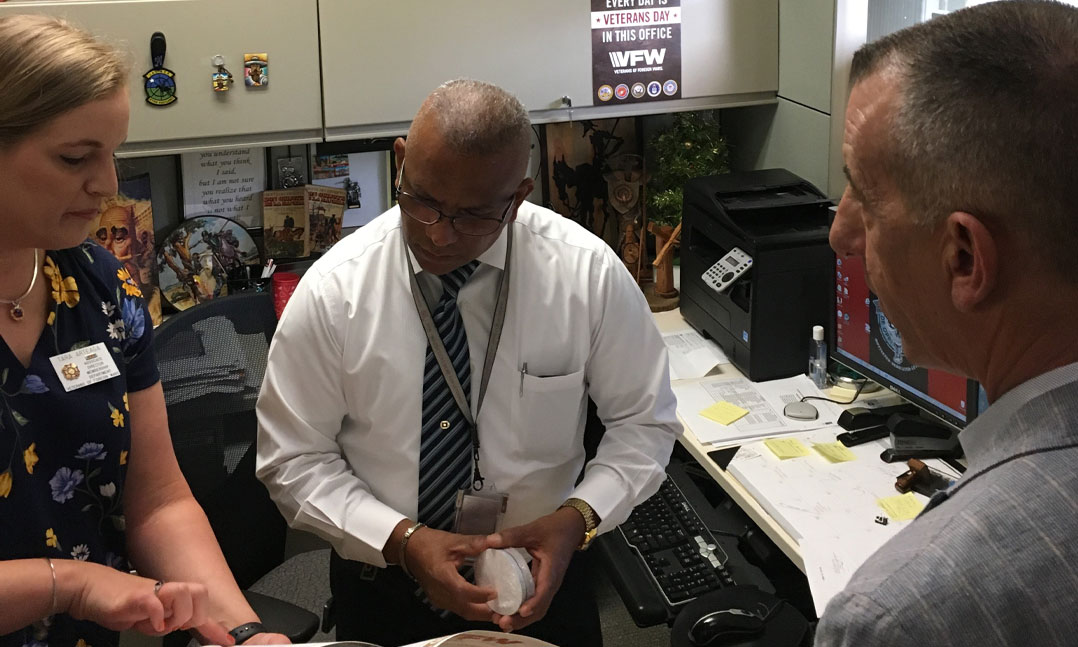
[702,247,752,293]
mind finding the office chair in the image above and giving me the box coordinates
[154,291,321,643]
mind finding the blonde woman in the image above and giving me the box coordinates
[0,15,287,647]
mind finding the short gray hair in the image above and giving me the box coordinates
[0,14,130,148]
[850,0,1078,282]
[412,79,531,159]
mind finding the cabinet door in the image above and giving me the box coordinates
[0,0,323,157]
[319,0,593,139]
[319,0,778,140]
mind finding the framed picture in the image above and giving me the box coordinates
[311,139,396,229]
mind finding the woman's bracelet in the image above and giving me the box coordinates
[398,522,425,580]
[43,557,57,617]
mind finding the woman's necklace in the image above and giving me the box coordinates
[0,249,40,322]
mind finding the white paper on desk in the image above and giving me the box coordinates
[662,327,729,380]
[800,527,899,617]
[673,374,841,447]
[724,428,958,616]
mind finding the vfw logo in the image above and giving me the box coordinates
[609,48,667,68]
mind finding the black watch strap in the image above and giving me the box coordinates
[228,621,266,644]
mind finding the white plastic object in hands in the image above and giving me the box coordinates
[475,547,535,616]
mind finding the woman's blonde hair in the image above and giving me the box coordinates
[0,14,130,147]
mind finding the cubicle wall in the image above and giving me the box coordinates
[0,0,324,157]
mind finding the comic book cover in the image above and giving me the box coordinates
[262,187,309,258]
[307,185,346,253]
[92,173,163,325]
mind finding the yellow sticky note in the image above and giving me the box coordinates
[877,492,925,521]
[763,437,811,460]
[813,441,858,463]
[700,401,749,425]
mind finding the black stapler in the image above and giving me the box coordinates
[879,413,962,462]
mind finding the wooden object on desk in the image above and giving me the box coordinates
[645,222,680,312]
[649,221,680,297]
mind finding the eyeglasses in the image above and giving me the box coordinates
[396,160,516,236]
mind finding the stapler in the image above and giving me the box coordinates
[837,402,919,431]
[879,413,962,462]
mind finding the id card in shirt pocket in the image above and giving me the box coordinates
[516,367,586,459]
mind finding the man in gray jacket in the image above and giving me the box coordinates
[818,1,1078,644]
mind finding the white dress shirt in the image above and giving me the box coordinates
[256,201,680,567]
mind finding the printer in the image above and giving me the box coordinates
[680,169,834,382]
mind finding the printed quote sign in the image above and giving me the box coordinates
[591,0,682,105]
[181,148,266,228]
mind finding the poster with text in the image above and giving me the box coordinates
[181,148,266,228]
[591,0,681,105]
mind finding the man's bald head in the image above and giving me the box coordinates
[408,79,532,175]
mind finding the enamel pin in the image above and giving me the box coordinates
[244,53,268,87]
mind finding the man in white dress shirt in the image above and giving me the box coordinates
[256,79,679,646]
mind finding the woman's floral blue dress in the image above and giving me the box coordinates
[1,243,159,647]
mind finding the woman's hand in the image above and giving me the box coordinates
[60,561,234,644]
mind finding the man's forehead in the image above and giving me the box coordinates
[844,73,901,191]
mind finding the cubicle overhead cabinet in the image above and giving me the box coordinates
[318,0,779,140]
[0,0,324,157]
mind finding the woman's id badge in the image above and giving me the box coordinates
[49,342,120,392]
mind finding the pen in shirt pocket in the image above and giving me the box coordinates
[519,362,528,397]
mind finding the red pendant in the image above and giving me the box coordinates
[9,304,24,321]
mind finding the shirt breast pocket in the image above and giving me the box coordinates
[515,367,587,460]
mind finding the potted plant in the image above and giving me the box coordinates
[646,111,729,301]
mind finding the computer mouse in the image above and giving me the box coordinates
[688,608,766,646]
[783,401,818,421]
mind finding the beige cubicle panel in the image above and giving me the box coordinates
[318,0,779,140]
[0,0,324,157]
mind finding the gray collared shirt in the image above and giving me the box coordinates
[815,362,1078,646]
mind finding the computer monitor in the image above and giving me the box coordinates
[831,255,980,430]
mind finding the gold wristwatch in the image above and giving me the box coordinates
[560,497,599,550]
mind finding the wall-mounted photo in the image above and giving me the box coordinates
[311,139,395,230]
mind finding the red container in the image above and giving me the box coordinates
[271,272,301,319]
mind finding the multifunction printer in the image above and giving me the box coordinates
[680,169,834,382]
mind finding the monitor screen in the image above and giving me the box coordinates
[832,255,978,430]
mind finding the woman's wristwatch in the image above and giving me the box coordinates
[228,621,266,644]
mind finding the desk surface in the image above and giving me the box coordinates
[656,308,908,574]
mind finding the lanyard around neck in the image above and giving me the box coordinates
[405,225,513,490]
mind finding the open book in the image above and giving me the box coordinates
[268,633,558,647]
[400,631,558,647]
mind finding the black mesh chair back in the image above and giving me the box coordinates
[154,291,318,641]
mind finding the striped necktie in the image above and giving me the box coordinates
[418,260,480,531]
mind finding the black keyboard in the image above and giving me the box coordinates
[618,476,736,606]
[595,460,774,627]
